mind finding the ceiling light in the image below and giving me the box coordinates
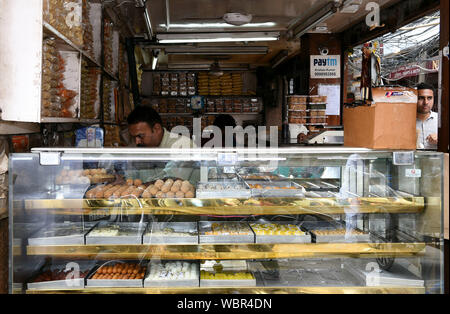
[157,32,279,44]
[288,1,338,39]
[164,46,268,55]
[143,7,154,39]
[223,13,252,26]
[158,22,276,29]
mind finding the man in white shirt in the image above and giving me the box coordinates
[416,83,438,150]
[114,106,197,182]
[127,106,194,149]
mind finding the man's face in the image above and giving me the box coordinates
[128,122,162,147]
[417,89,434,115]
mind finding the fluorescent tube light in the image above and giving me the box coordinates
[288,1,338,39]
[164,46,268,55]
[157,32,279,44]
[158,22,276,29]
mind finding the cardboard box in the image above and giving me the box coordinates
[344,87,418,149]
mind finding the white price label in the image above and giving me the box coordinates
[405,168,421,178]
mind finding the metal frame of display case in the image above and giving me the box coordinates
[8,148,445,294]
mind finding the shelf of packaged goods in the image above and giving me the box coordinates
[43,22,119,83]
[43,22,100,68]
[26,242,426,260]
[21,197,426,216]
[26,286,425,294]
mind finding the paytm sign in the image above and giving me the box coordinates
[310,55,341,78]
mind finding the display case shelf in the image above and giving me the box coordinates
[21,197,426,216]
[26,242,426,260]
[26,286,425,294]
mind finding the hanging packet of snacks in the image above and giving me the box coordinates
[41,37,61,117]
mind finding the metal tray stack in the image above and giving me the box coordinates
[196,181,251,199]
[246,180,306,198]
[86,261,145,288]
[28,222,98,246]
[85,222,147,245]
[249,222,311,244]
[143,222,198,244]
[144,261,199,287]
[199,221,255,244]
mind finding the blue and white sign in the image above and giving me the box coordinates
[310,55,341,79]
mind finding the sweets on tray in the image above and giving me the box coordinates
[250,223,306,236]
[87,223,144,237]
[204,222,251,236]
[200,270,254,280]
[90,263,146,280]
[32,268,90,283]
[311,229,366,236]
[146,261,198,281]
[142,178,195,199]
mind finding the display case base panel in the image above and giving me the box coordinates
[143,236,198,245]
[200,279,256,287]
[199,235,255,244]
[85,236,143,245]
[27,278,85,290]
[255,234,311,244]
[313,234,371,243]
[86,279,143,288]
[144,279,199,288]
[28,235,86,246]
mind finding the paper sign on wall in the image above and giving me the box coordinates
[311,55,341,79]
[318,84,341,116]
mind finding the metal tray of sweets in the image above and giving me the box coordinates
[85,261,145,288]
[85,222,147,245]
[301,220,371,243]
[143,222,198,244]
[144,261,199,287]
[310,230,371,243]
[249,222,312,244]
[28,222,98,246]
[198,221,255,244]
[27,261,95,290]
[245,180,305,198]
[195,181,251,199]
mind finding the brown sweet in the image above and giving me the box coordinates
[185,191,195,198]
[175,191,185,198]
[170,185,180,193]
[154,179,164,188]
[161,184,171,193]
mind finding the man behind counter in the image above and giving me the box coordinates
[113,106,198,184]
[416,83,438,150]
[127,106,194,148]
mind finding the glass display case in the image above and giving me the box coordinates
[9,148,444,294]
